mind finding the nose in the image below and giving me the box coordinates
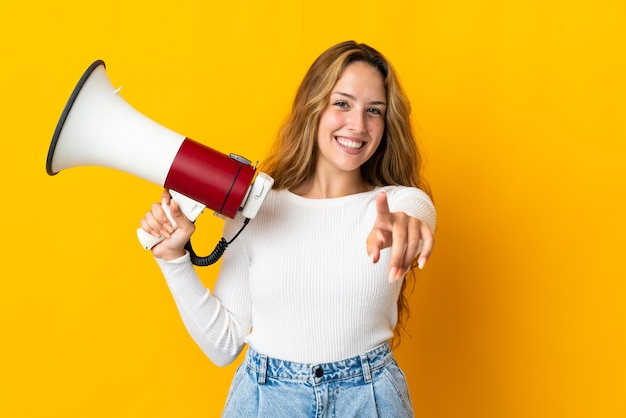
[347,110,367,133]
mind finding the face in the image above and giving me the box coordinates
[315,61,386,178]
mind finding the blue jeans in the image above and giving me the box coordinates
[222,342,414,417]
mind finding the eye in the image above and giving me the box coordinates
[333,100,349,109]
[367,107,383,116]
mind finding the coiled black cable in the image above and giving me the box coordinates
[185,218,251,266]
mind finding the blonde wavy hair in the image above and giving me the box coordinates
[259,40,432,347]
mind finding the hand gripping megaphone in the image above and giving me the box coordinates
[46,60,274,262]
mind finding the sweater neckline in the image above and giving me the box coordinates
[281,187,382,206]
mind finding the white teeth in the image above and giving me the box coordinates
[336,137,364,149]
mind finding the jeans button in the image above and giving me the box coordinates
[315,367,323,378]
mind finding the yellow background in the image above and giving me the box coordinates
[1,1,625,417]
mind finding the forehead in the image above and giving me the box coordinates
[333,61,386,99]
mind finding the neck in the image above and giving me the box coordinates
[291,172,373,199]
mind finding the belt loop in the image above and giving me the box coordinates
[258,354,268,385]
[360,353,372,383]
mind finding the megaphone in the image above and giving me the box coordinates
[47,60,274,255]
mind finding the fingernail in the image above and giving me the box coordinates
[388,267,397,282]
[369,254,375,264]
[418,259,426,269]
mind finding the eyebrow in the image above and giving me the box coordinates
[332,91,387,106]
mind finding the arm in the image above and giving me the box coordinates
[142,191,252,366]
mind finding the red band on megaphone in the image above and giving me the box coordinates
[164,139,255,218]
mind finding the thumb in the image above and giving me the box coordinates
[367,244,381,264]
[168,198,193,230]
[169,198,181,217]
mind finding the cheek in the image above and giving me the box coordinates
[319,109,345,132]
[324,112,343,130]
[369,119,385,139]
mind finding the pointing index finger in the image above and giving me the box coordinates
[376,190,391,217]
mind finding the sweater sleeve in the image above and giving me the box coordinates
[385,186,437,233]
[154,218,252,367]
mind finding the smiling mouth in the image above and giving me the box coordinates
[336,137,364,150]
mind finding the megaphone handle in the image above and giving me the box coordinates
[137,228,167,250]
[137,190,206,250]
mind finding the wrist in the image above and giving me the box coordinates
[153,248,187,261]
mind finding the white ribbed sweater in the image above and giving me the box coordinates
[156,187,436,366]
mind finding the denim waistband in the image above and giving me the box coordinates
[245,342,394,385]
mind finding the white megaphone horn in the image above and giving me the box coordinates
[47,60,274,257]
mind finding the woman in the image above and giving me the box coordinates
[140,40,436,417]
